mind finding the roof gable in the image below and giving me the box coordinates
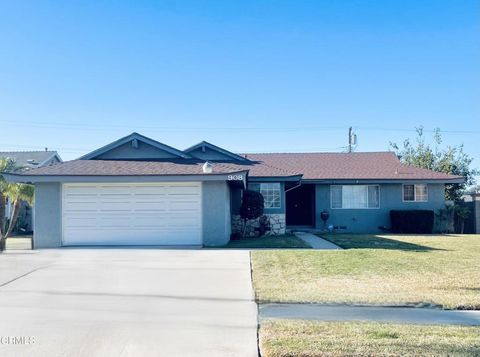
[0,151,62,168]
[184,141,248,162]
[80,133,191,160]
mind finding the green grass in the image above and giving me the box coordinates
[259,319,480,357]
[251,234,480,309]
[221,235,311,249]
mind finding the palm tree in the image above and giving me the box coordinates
[0,158,16,243]
[0,158,34,251]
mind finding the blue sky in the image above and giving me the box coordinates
[0,1,479,164]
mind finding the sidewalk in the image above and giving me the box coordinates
[293,232,342,250]
[260,304,480,326]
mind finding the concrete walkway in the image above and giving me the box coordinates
[294,232,342,250]
[260,304,480,326]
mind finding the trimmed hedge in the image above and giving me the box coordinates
[390,210,434,234]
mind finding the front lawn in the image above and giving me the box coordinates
[259,319,480,357]
[222,235,311,249]
[251,234,480,309]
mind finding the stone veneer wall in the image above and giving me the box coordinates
[231,214,286,237]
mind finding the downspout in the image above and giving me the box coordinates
[285,180,302,193]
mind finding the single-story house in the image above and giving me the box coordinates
[1,150,62,233]
[3,133,464,247]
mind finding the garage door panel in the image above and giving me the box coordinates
[64,185,100,195]
[97,184,132,191]
[63,217,97,228]
[134,185,167,194]
[64,230,200,245]
[98,203,132,211]
[132,202,169,211]
[62,183,202,246]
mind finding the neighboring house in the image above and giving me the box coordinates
[1,150,62,233]
[3,133,463,247]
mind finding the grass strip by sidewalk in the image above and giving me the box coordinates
[259,319,480,357]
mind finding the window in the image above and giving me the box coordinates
[331,185,379,209]
[248,183,281,208]
[403,184,428,202]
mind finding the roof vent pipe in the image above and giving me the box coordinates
[202,161,213,174]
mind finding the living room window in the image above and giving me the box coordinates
[248,183,281,208]
[331,185,380,209]
[403,184,428,202]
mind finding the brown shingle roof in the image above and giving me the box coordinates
[16,159,297,177]
[244,152,463,180]
[13,152,463,181]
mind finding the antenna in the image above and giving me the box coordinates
[348,127,357,152]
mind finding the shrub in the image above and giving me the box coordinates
[240,190,264,237]
[230,232,242,241]
[390,210,434,234]
[240,190,264,220]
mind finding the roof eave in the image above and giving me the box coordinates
[301,177,466,184]
[248,175,303,182]
[2,170,250,184]
[184,141,249,162]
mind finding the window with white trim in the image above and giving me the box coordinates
[248,183,281,209]
[331,185,380,209]
[403,184,428,202]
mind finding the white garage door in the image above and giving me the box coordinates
[62,183,202,246]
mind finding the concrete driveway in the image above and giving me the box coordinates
[0,249,258,357]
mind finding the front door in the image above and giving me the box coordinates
[286,184,315,226]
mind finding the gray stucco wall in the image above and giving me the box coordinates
[202,181,231,246]
[95,141,179,160]
[315,183,446,233]
[34,182,62,248]
[188,147,234,161]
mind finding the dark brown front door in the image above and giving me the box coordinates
[286,184,315,226]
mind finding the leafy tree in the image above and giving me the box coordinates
[239,190,264,237]
[454,205,471,234]
[0,158,34,251]
[468,184,480,193]
[390,127,479,201]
